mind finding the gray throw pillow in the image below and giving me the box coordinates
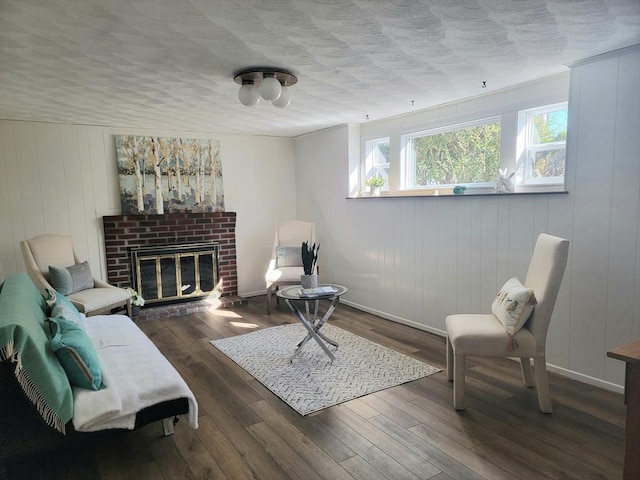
[276,246,303,268]
[49,261,95,295]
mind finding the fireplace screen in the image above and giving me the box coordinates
[131,243,219,305]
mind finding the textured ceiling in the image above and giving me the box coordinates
[1,0,639,137]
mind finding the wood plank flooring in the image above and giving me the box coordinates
[4,297,625,480]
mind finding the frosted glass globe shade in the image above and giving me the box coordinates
[238,84,259,106]
[272,86,291,108]
[259,75,282,101]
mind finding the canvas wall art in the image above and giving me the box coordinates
[116,136,224,214]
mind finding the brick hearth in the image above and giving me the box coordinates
[102,212,238,300]
[134,296,246,322]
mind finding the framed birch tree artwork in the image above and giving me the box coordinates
[115,136,224,214]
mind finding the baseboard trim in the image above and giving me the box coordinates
[341,299,446,337]
[545,364,624,394]
[241,290,266,298]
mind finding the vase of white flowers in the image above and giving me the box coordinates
[127,287,145,317]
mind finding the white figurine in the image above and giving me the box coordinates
[496,168,515,193]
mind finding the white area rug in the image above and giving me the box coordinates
[211,323,440,415]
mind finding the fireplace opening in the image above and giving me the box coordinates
[131,242,219,305]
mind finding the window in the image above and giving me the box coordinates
[518,103,567,185]
[402,118,501,189]
[356,82,569,198]
[364,137,390,190]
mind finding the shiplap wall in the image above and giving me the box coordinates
[0,123,297,294]
[295,46,640,390]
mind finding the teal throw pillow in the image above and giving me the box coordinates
[48,316,102,390]
[49,261,94,295]
[48,266,72,295]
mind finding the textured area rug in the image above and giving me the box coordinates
[211,323,440,415]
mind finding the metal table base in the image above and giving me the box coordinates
[285,296,341,362]
[277,285,348,363]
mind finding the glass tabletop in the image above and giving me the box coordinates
[277,284,348,300]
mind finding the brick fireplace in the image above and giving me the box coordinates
[102,212,237,302]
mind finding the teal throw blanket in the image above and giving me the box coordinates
[0,273,73,433]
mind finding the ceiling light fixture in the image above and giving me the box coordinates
[234,68,298,108]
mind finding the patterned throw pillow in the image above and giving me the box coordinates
[50,290,86,332]
[45,289,58,312]
[276,246,303,268]
[48,316,102,390]
[49,261,94,295]
[491,277,536,347]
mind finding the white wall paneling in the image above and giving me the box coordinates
[0,123,23,276]
[295,46,640,391]
[0,122,297,296]
[601,48,640,382]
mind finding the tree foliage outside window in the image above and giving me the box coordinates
[408,121,501,187]
[530,149,565,178]
[526,107,567,181]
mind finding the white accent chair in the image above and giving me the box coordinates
[21,234,132,317]
[265,220,316,315]
[445,233,569,413]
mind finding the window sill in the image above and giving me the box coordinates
[347,189,569,199]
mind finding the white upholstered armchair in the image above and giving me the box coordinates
[445,233,569,413]
[21,234,132,317]
[265,220,316,314]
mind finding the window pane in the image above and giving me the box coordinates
[530,108,567,145]
[529,149,565,179]
[365,138,390,190]
[372,140,390,165]
[410,121,500,186]
[523,103,567,184]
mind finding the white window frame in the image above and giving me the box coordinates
[517,102,568,186]
[401,116,501,190]
[364,137,390,192]
[356,76,569,198]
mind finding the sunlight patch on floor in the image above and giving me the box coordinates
[204,309,243,319]
[229,321,259,329]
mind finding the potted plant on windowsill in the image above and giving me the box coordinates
[300,241,320,289]
[365,176,385,196]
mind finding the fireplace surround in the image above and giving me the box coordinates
[103,212,237,304]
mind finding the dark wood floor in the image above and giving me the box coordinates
[4,297,626,480]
